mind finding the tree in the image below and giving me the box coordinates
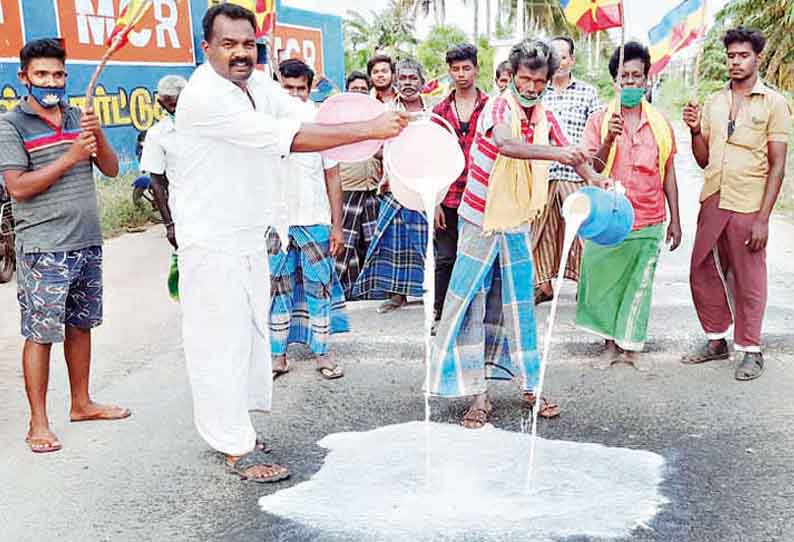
[496,0,572,37]
[416,25,469,80]
[344,0,419,72]
[714,0,794,91]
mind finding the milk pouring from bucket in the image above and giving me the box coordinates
[383,112,466,211]
[562,182,635,247]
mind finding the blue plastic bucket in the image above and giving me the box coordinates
[566,186,635,247]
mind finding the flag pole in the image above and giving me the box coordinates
[84,0,153,112]
[691,0,709,102]
[616,0,626,92]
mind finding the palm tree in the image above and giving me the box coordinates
[715,0,794,90]
[345,0,418,68]
[495,0,572,37]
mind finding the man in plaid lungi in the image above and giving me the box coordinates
[534,36,602,304]
[351,59,429,313]
[335,72,382,298]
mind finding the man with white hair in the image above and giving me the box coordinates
[140,74,188,249]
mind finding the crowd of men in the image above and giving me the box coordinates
[0,1,789,485]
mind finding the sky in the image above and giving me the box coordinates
[284,0,731,43]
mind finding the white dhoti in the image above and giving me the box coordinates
[179,246,272,456]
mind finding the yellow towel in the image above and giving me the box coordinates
[601,98,673,180]
[482,93,550,233]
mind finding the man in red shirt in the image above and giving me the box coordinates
[431,44,489,328]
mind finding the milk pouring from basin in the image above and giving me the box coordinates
[562,183,635,247]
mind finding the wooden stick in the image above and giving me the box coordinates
[691,0,709,102]
[616,0,626,92]
[84,0,153,113]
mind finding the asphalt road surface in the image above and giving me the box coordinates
[1,129,793,542]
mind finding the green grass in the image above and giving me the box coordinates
[95,173,155,237]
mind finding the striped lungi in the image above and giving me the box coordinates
[351,192,428,300]
[428,220,540,398]
[335,190,380,299]
[531,179,584,286]
[267,225,350,357]
[575,223,664,352]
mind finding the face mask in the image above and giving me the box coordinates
[509,79,544,108]
[620,87,645,108]
[28,84,66,108]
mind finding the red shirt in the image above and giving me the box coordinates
[582,108,676,230]
[432,89,490,209]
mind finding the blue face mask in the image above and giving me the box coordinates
[28,84,66,108]
[620,87,645,108]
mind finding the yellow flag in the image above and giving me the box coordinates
[107,0,154,46]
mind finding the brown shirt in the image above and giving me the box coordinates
[701,79,792,213]
[340,157,382,191]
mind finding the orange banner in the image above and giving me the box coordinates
[0,0,25,61]
[274,23,324,76]
[54,0,195,65]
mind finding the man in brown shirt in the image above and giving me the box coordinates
[682,27,791,380]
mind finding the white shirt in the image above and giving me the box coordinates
[140,115,179,214]
[172,64,302,254]
[281,99,337,227]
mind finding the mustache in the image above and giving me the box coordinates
[229,57,253,67]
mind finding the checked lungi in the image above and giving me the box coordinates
[267,225,350,357]
[351,192,428,300]
[531,179,584,286]
[428,220,540,398]
[335,190,380,299]
[576,223,664,352]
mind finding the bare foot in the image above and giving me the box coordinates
[619,351,652,372]
[592,340,620,370]
[377,294,407,314]
[26,424,62,453]
[70,401,131,422]
[462,394,492,429]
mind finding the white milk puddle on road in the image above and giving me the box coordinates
[259,421,667,541]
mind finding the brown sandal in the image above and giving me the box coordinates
[522,393,561,418]
[461,402,492,429]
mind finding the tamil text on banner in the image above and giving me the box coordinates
[208,0,275,37]
[560,0,622,33]
[0,0,25,61]
[648,0,707,78]
[274,23,324,76]
[55,0,195,65]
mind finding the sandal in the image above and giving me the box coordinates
[70,406,131,423]
[227,450,290,483]
[377,295,406,314]
[25,435,62,454]
[272,358,289,380]
[534,287,554,305]
[317,364,344,380]
[255,433,272,453]
[681,340,730,365]
[522,393,561,418]
[461,400,493,429]
[735,352,764,381]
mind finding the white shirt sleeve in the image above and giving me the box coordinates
[139,124,166,175]
[176,81,301,157]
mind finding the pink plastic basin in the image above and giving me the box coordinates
[316,92,386,162]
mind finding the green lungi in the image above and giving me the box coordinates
[575,223,664,352]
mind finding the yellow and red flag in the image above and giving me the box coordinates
[209,0,277,37]
[421,74,452,100]
[648,0,707,77]
[106,0,154,47]
[560,0,623,33]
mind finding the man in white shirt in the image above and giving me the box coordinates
[269,59,348,381]
[140,74,187,249]
[173,4,407,483]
